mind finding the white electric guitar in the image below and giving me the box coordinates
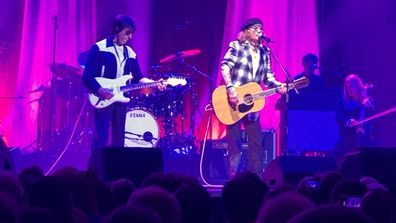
[88,74,187,109]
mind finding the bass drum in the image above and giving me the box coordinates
[124,109,159,148]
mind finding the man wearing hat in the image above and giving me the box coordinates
[220,17,286,178]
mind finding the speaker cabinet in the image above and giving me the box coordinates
[201,130,276,183]
[262,156,337,187]
[90,147,163,186]
[340,146,396,191]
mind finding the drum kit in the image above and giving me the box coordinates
[124,49,206,155]
[35,48,205,155]
[35,63,91,151]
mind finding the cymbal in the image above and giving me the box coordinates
[159,49,201,63]
[51,63,82,82]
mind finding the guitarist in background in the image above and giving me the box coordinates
[83,15,165,153]
[220,18,286,178]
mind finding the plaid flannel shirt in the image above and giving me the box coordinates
[221,40,282,87]
[221,40,282,121]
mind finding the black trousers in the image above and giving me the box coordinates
[92,103,127,150]
[226,115,263,177]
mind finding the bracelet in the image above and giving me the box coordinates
[226,84,234,89]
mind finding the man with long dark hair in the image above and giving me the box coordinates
[83,15,165,152]
[220,18,286,178]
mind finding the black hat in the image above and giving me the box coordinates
[241,18,263,31]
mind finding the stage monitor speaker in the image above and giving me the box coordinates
[90,147,163,186]
[262,156,337,187]
[340,146,396,191]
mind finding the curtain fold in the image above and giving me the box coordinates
[3,0,96,150]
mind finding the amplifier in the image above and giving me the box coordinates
[201,130,276,183]
[209,130,276,163]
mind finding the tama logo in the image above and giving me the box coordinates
[130,113,146,118]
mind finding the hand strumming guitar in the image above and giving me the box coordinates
[98,87,114,99]
[227,86,239,108]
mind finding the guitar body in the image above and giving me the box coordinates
[212,82,265,125]
[88,75,187,109]
[88,75,133,109]
[212,77,309,125]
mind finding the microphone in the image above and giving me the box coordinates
[258,31,274,43]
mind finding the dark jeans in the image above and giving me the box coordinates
[88,103,127,174]
[226,115,263,178]
[92,103,127,150]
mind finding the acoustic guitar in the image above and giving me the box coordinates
[212,77,309,125]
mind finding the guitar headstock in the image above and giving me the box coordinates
[166,77,187,86]
[289,77,310,90]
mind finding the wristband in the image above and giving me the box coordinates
[226,84,234,89]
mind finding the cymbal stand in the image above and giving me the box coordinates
[49,15,59,142]
[65,81,72,130]
[179,60,212,136]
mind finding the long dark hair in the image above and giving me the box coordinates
[112,15,136,34]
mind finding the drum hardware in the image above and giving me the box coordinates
[18,84,48,152]
[70,101,93,150]
[30,64,88,152]
[125,131,158,146]
[134,49,210,154]
[3,91,39,152]
[159,133,197,156]
[159,49,201,64]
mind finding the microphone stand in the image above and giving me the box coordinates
[264,40,297,155]
[177,56,212,137]
[49,15,58,145]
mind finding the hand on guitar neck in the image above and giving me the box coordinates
[140,77,167,91]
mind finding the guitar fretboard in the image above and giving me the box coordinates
[120,81,162,92]
[253,88,278,99]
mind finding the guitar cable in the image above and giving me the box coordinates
[199,103,224,188]
[45,98,88,176]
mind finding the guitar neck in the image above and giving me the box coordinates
[120,81,163,93]
[253,83,299,100]
[253,87,279,100]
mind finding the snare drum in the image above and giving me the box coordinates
[124,109,159,148]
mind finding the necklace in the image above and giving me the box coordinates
[113,43,126,77]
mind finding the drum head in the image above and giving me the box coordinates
[124,109,159,148]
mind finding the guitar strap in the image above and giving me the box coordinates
[126,46,134,84]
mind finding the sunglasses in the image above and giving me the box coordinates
[249,25,263,32]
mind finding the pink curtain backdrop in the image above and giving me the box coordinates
[3,0,96,151]
[210,0,319,154]
[124,0,153,76]
[1,0,318,154]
